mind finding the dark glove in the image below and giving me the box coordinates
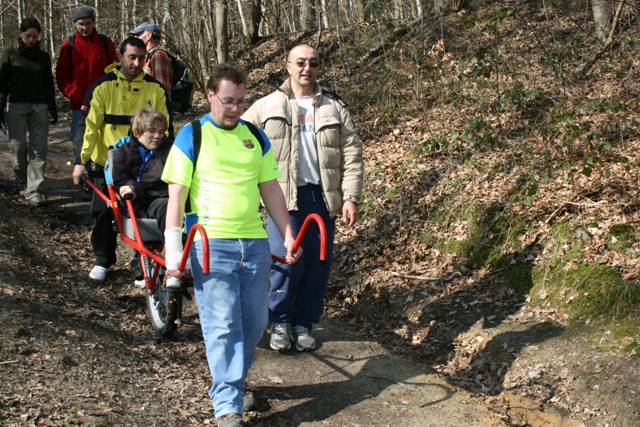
[49,110,58,125]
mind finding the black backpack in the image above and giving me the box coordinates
[148,49,194,114]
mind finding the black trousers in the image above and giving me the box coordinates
[89,177,117,268]
[133,197,168,242]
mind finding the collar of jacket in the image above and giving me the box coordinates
[278,78,323,107]
[105,62,146,82]
[78,28,98,40]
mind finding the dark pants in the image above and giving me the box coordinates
[133,197,168,240]
[267,184,336,331]
[90,176,117,268]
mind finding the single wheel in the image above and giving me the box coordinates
[144,258,181,338]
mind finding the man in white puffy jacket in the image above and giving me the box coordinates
[243,44,364,352]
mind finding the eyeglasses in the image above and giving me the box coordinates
[215,94,247,109]
[290,59,320,69]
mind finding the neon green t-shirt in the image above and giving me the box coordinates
[161,115,280,239]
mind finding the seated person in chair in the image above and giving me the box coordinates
[110,107,172,241]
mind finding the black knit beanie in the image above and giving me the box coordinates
[73,6,96,22]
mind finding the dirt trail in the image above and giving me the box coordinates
[0,122,581,426]
[0,122,501,426]
[249,322,504,426]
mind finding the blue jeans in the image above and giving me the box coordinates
[267,184,336,331]
[70,109,83,141]
[191,238,271,417]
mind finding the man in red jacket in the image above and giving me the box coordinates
[56,5,118,140]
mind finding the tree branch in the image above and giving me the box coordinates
[574,0,626,79]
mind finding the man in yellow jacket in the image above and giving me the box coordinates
[243,44,364,352]
[72,36,171,281]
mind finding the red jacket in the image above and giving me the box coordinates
[55,30,118,110]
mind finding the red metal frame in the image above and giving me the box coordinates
[82,178,326,286]
[83,179,209,292]
[270,213,327,264]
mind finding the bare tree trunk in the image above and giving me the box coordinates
[17,0,23,25]
[48,0,54,54]
[592,0,614,42]
[356,0,366,22]
[216,0,229,63]
[345,0,358,25]
[133,0,138,26]
[282,4,294,32]
[0,6,4,49]
[247,0,261,43]
[121,0,127,42]
[300,0,315,31]
[236,0,248,38]
[203,0,216,58]
[334,0,350,87]
[394,0,402,20]
[267,0,284,34]
[575,0,625,78]
[319,0,329,28]
[261,2,271,36]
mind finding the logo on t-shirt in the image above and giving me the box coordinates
[243,139,255,149]
[299,112,315,133]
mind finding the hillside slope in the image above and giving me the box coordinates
[1,3,639,425]
[231,3,640,426]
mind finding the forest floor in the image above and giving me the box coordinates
[0,123,510,426]
[0,106,637,427]
[3,5,640,425]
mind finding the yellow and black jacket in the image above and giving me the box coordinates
[75,63,171,166]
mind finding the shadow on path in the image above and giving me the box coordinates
[249,321,500,426]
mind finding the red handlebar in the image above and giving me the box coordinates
[183,224,209,273]
[81,177,110,205]
[82,177,210,274]
[83,176,321,270]
[271,213,327,264]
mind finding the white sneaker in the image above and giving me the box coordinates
[293,325,315,351]
[165,276,182,288]
[89,265,108,281]
[134,279,146,288]
[270,322,292,351]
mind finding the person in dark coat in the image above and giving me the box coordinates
[0,17,58,206]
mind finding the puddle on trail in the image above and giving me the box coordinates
[504,392,581,427]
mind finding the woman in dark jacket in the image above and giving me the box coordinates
[0,17,58,206]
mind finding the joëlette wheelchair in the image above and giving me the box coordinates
[82,149,326,338]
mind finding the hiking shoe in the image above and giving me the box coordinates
[293,325,315,351]
[270,322,292,351]
[165,276,182,288]
[89,265,108,281]
[26,193,47,207]
[243,390,258,411]
[216,413,244,427]
[134,279,146,288]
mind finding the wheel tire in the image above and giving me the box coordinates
[145,281,179,338]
